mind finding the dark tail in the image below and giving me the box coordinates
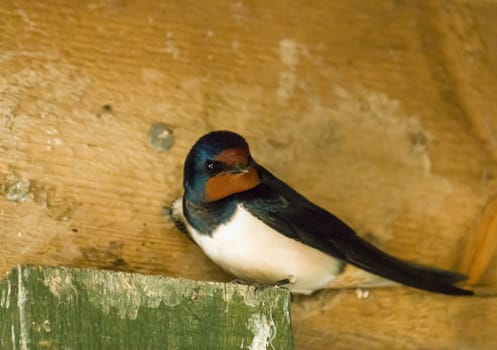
[343,235,473,295]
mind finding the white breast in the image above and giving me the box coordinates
[186,204,343,295]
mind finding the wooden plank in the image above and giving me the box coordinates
[0,265,293,349]
[460,196,497,285]
[292,288,497,350]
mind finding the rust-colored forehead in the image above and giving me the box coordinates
[214,148,249,164]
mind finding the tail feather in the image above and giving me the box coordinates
[340,234,474,296]
[349,255,473,296]
[402,261,468,284]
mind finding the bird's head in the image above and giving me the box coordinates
[183,130,261,203]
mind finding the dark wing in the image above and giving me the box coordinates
[240,165,472,296]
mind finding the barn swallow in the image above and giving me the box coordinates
[171,130,473,295]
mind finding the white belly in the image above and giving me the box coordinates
[186,205,343,295]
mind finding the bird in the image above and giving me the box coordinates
[169,130,473,296]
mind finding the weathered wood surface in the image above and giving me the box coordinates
[1,1,497,349]
[0,265,293,349]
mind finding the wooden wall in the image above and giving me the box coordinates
[1,1,497,348]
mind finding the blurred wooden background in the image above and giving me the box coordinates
[1,1,497,349]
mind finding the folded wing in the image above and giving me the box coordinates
[241,165,472,296]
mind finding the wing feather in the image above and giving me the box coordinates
[240,165,472,295]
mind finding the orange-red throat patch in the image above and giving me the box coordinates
[204,148,261,202]
[204,167,260,202]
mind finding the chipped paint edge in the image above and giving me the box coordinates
[17,266,29,350]
[41,266,290,321]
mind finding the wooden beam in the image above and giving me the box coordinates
[0,265,293,350]
[460,196,497,285]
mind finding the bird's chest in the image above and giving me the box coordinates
[186,205,342,294]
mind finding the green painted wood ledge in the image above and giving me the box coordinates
[0,265,293,349]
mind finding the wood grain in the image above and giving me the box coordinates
[1,1,497,348]
[0,265,293,349]
[460,196,497,285]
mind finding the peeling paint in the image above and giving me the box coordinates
[247,313,275,350]
[17,266,29,350]
[37,340,51,347]
[42,269,78,302]
[219,283,261,308]
[47,267,284,320]
[42,320,51,333]
[2,266,291,348]
[0,279,11,308]
[11,324,15,350]
[78,271,205,319]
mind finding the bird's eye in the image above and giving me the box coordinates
[205,160,218,173]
